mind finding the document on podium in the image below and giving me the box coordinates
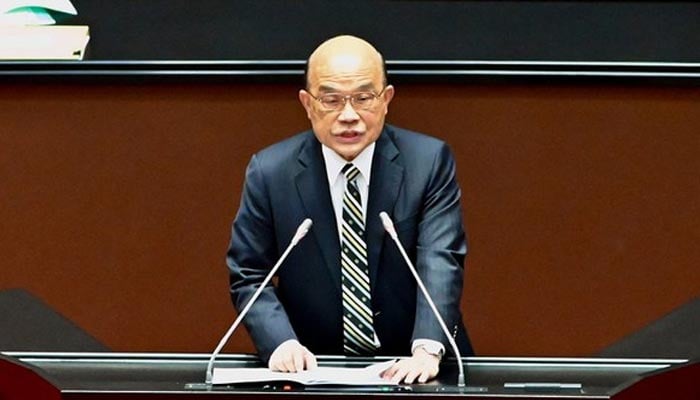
[212,359,400,386]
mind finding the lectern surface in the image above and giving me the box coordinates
[2,352,696,399]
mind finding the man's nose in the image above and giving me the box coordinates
[337,100,360,121]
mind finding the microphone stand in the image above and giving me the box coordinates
[186,218,313,389]
[379,212,466,387]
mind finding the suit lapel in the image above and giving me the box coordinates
[366,129,404,291]
[294,129,405,296]
[295,134,342,294]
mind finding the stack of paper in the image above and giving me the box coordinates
[0,0,89,60]
[212,359,400,386]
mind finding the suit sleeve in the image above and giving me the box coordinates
[411,142,467,351]
[227,154,297,362]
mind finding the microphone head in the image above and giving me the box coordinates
[379,211,397,238]
[299,218,313,235]
[292,218,313,244]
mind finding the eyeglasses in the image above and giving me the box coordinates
[308,87,386,112]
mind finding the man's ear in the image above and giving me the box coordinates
[383,85,395,105]
[299,89,313,119]
[381,85,396,116]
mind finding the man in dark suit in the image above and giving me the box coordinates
[227,35,472,384]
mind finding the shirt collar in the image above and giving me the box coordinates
[322,142,376,186]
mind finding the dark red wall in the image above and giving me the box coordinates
[1,82,698,356]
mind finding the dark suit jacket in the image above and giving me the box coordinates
[227,124,473,362]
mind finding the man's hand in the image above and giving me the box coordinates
[381,347,440,384]
[268,340,317,373]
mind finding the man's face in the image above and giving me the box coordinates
[299,42,394,161]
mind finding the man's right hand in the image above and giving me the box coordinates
[268,339,317,372]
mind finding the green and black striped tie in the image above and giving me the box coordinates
[340,163,377,355]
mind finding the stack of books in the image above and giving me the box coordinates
[0,0,89,60]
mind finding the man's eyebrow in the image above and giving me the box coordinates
[317,85,339,93]
[355,83,376,91]
[317,83,377,93]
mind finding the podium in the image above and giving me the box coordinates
[1,352,698,399]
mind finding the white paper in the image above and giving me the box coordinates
[0,25,89,60]
[212,359,400,386]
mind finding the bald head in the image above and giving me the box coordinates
[298,35,394,161]
[304,35,386,89]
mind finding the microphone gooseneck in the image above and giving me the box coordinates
[379,211,466,387]
[203,218,313,386]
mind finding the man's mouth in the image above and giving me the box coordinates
[335,130,363,139]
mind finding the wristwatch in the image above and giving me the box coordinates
[414,342,445,360]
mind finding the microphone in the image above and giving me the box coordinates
[379,212,466,387]
[188,218,313,388]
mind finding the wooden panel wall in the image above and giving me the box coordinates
[1,82,698,356]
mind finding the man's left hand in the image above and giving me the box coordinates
[380,347,440,384]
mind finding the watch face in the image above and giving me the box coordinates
[416,343,444,358]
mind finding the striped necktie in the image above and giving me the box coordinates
[340,163,377,355]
